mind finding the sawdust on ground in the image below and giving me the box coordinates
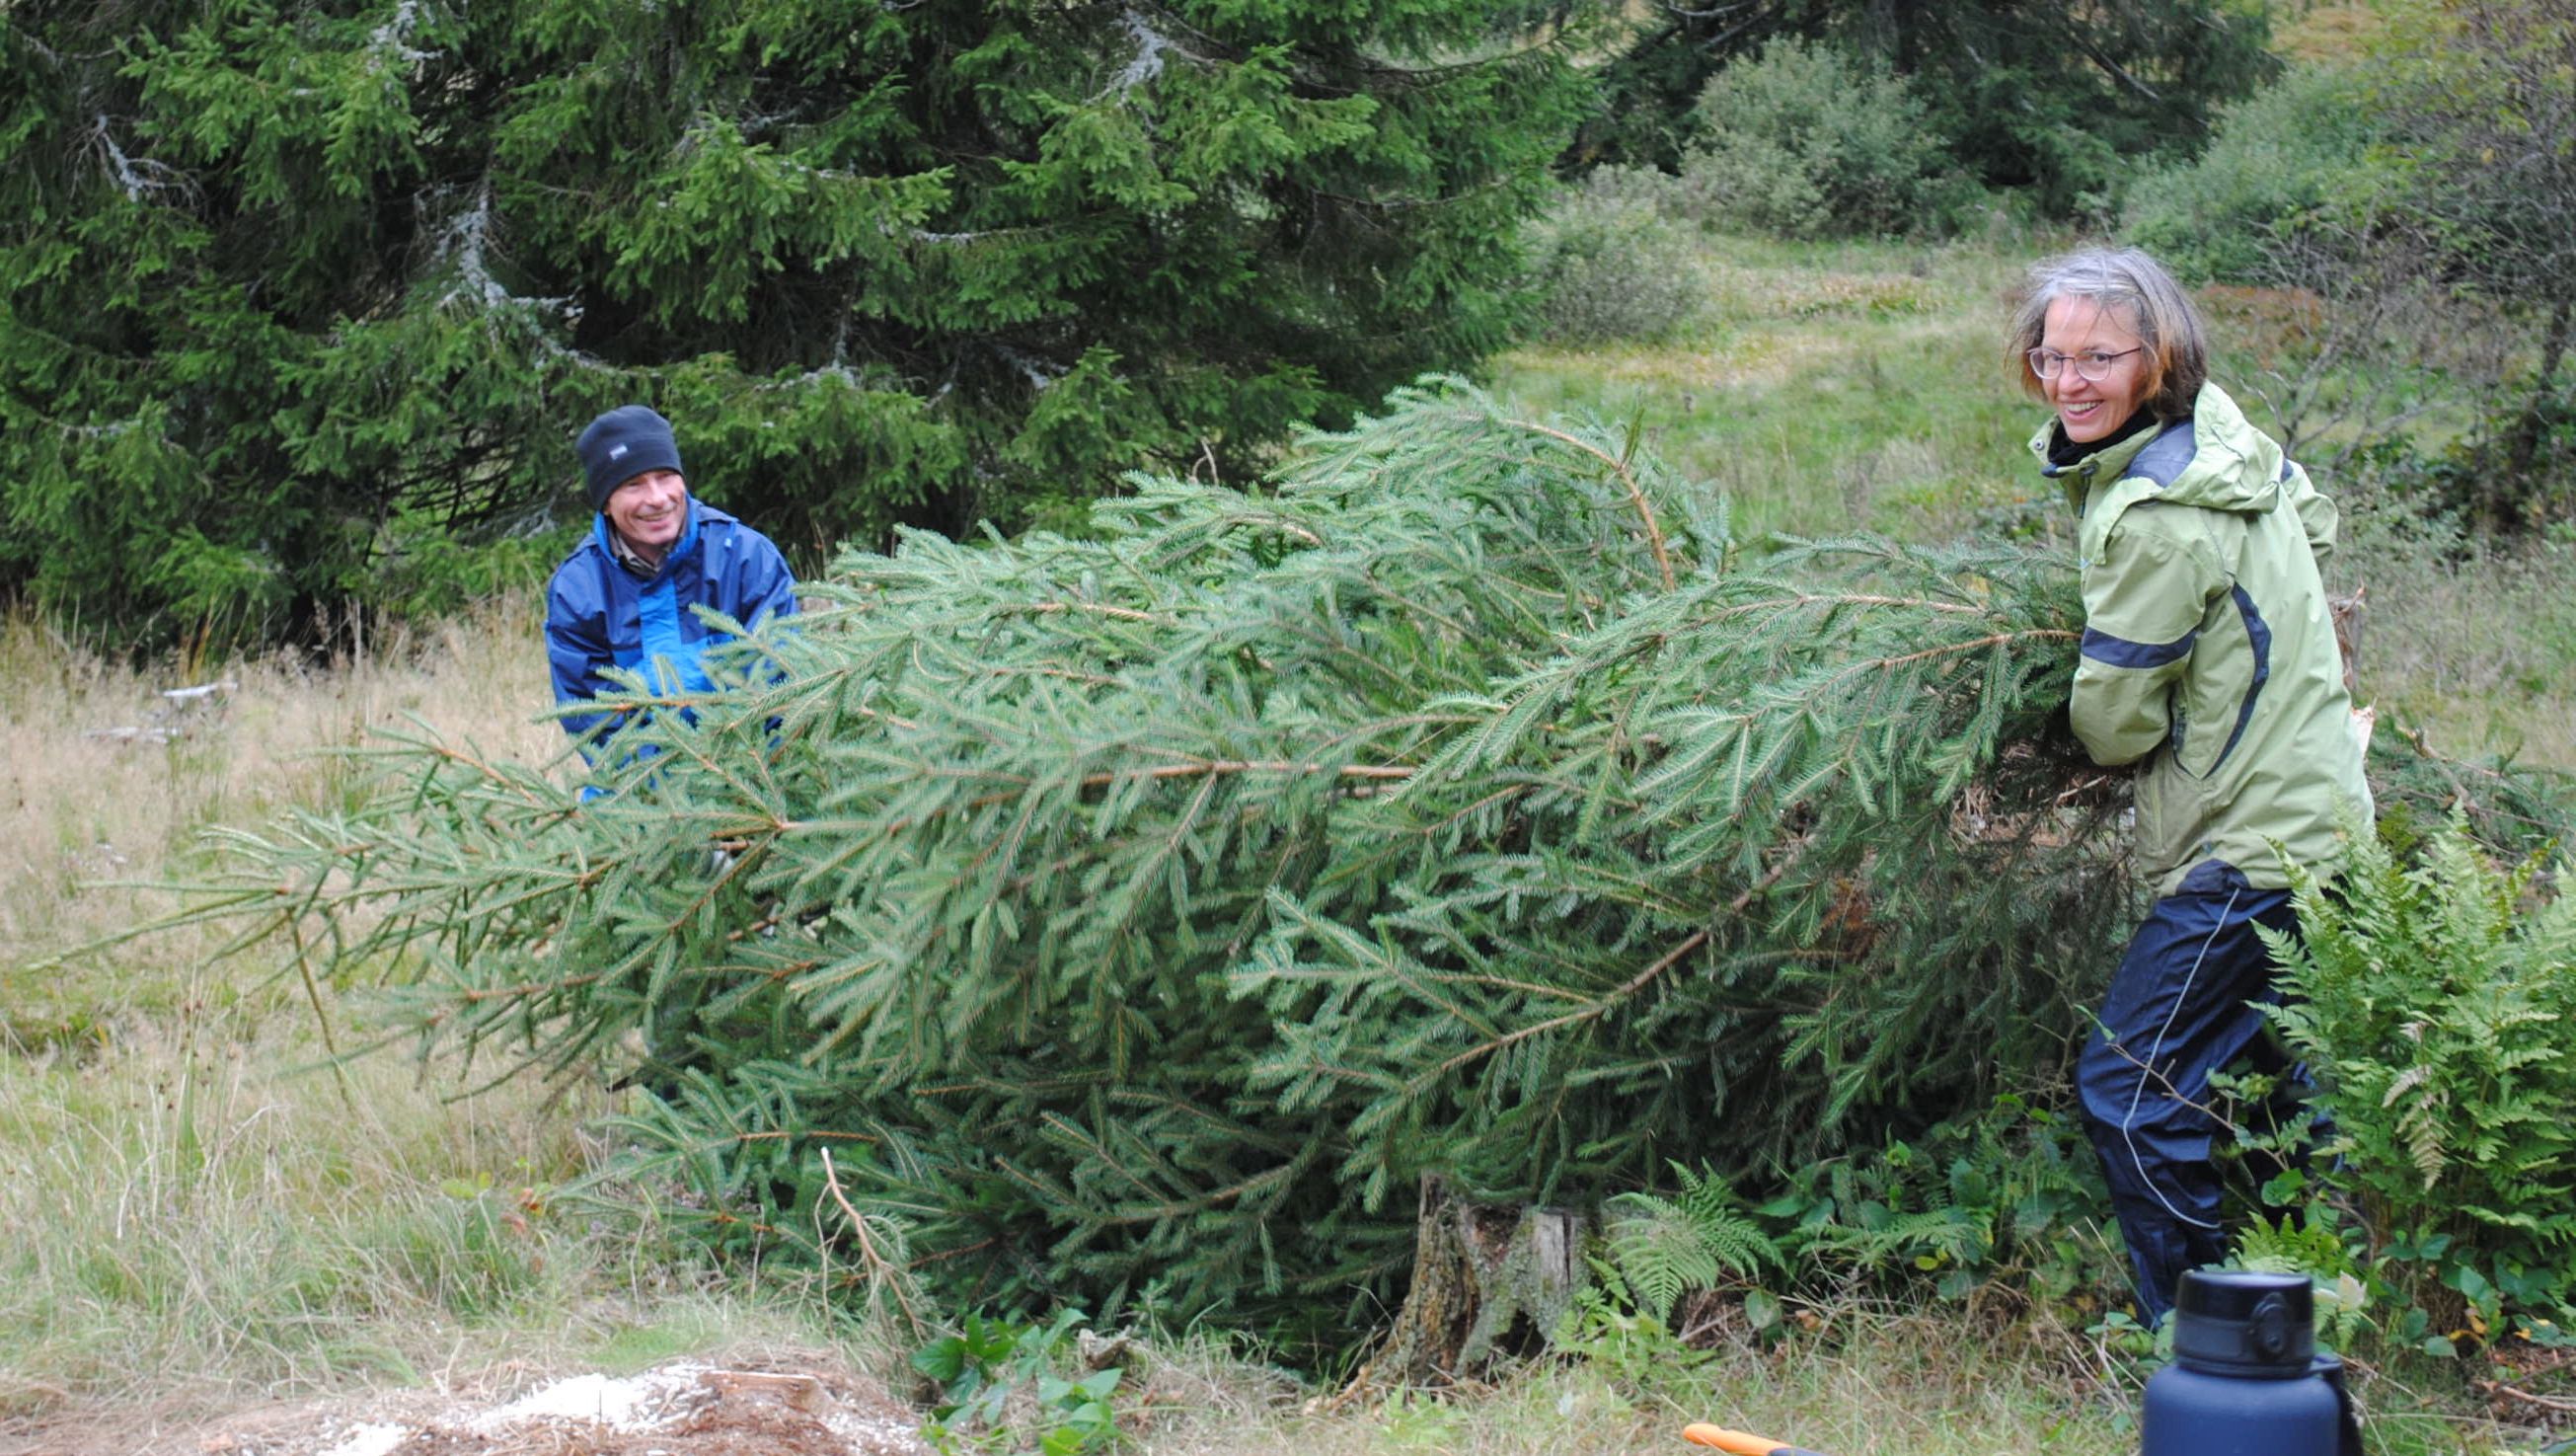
[0,1355,938,1456]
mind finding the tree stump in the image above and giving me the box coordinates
[1333,1175,1590,1402]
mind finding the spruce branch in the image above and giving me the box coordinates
[1500,414,1676,589]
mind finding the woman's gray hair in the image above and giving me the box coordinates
[2008,247,2208,422]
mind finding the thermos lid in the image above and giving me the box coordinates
[2172,1270,2316,1374]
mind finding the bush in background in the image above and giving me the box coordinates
[1575,1,2277,222]
[2330,390,2576,542]
[1524,179,1707,345]
[2132,9,2576,538]
[1672,40,1976,241]
[2125,65,2387,285]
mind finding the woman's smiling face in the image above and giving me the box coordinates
[2038,295,2155,445]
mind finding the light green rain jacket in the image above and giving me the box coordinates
[2032,381,2371,897]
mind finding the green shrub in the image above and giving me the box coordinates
[1673,40,1976,240]
[2337,390,2576,541]
[913,1310,1126,1456]
[1759,1095,2120,1310]
[2264,814,2576,1348]
[2124,64,2387,285]
[1592,1097,2125,1333]
[1523,182,1707,345]
[1578,2,2277,223]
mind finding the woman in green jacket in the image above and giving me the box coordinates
[2010,247,2371,1327]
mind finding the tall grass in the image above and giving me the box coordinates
[0,599,557,1013]
[2328,498,2576,765]
[0,1013,594,1407]
[1496,237,2048,546]
[0,598,853,1433]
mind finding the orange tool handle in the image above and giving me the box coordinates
[1682,1422,1829,1456]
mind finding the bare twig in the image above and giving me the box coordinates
[1079,758,1412,788]
[819,1147,928,1341]
[1004,600,1174,625]
[2475,1378,2576,1413]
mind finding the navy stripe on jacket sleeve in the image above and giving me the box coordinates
[2080,625,2196,669]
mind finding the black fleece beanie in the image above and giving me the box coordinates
[575,405,684,511]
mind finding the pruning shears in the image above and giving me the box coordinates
[1684,1422,1831,1456]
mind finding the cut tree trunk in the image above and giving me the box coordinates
[1333,1175,1590,1401]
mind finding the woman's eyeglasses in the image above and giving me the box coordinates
[2027,346,2145,382]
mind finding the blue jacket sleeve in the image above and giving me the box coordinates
[735,530,798,629]
[545,565,624,750]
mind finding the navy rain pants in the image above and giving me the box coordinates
[2076,859,2299,1327]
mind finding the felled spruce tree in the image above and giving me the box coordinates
[156,382,2563,1349]
[0,0,1587,645]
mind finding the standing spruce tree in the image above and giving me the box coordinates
[134,383,2564,1353]
[0,0,1591,645]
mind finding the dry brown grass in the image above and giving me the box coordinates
[0,595,757,1431]
[2274,1,2392,64]
[0,598,559,1014]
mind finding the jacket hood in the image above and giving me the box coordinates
[2032,381,2287,519]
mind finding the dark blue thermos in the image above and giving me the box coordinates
[2142,1270,2362,1456]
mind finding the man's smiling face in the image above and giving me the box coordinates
[604,468,687,565]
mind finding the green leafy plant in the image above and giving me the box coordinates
[913,1310,1126,1456]
[1601,1163,1782,1323]
[1591,1100,2124,1340]
[1551,1260,1716,1388]
[2264,812,2576,1350]
[2232,1211,2372,1350]
[1760,1095,2119,1310]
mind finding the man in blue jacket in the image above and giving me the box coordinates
[546,404,798,760]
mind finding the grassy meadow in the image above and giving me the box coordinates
[1495,233,2576,768]
[2,231,2569,1455]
